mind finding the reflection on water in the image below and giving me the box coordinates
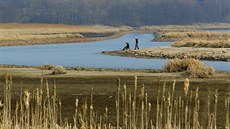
[0,33,229,71]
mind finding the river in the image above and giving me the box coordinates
[0,33,229,71]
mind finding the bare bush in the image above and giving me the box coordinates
[51,65,66,75]
[39,64,54,70]
[164,58,215,78]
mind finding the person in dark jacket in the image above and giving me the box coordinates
[134,37,139,50]
[122,42,130,51]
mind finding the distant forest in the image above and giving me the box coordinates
[0,0,230,26]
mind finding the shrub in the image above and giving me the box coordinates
[164,58,215,78]
[39,64,54,70]
[51,65,66,75]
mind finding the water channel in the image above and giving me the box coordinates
[0,33,229,71]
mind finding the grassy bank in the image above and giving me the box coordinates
[155,31,230,42]
[172,39,230,48]
[141,23,230,31]
[1,23,230,47]
[0,24,131,47]
[154,30,230,49]
[103,47,230,62]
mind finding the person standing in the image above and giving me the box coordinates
[134,37,139,50]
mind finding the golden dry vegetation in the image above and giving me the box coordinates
[164,58,215,78]
[1,23,230,47]
[0,24,130,46]
[140,23,230,31]
[155,30,230,48]
[173,39,230,48]
[0,74,230,129]
[157,31,230,41]
[103,47,230,62]
[152,23,230,48]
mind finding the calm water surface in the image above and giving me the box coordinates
[0,33,229,71]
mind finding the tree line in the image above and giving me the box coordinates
[0,0,230,26]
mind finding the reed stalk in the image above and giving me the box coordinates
[193,88,199,129]
[117,78,120,129]
[123,84,127,129]
[156,78,160,129]
[129,93,132,129]
[103,107,108,127]
[53,80,57,124]
[133,76,137,129]
[90,89,94,129]
[136,84,145,127]
[145,94,149,129]
[74,98,79,128]
[214,89,218,129]
[59,99,62,126]
[225,93,230,129]
[170,80,176,128]
[141,101,144,129]
[166,91,171,129]
[178,96,181,129]
[188,91,193,129]
[173,99,178,129]
[160,82,166,129]
[208,95,211,129]
[183,78,189,129]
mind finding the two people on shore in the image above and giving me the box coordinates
[122,37,139,51]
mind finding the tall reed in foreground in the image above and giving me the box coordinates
[0,74,229,129]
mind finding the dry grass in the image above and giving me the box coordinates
[39,64,54,70]
[0,24,130,46]
[154,29,230,49]
[1,23,230,47]
[51,65,66,75]
[164,58,215,78]
[157,31,230,41]
[0,23,123,33]
[1,74,229,129]
[103,47,230,61]
[173,39,230,48]
[141,23,230,31]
